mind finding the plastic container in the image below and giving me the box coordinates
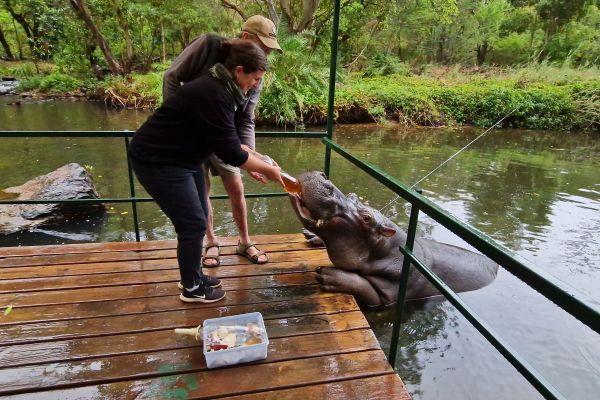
[202,312,269,369]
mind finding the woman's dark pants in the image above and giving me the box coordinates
[131,159,207,290]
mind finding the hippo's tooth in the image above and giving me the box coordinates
[316,219,324,227]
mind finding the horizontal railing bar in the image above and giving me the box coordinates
[0,192,289,205]
[323,138,600,335]
[257,131,327,138]
[0,131,327,138]
[399,246,565,400]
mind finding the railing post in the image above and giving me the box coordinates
[388,199,420,367]
[124,138,141,242]
[323,0,341,178]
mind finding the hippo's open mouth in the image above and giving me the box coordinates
[290,193,325,229]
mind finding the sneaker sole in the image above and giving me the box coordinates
[179,293,226,303]
[178,281,221,290]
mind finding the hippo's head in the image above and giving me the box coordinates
[289,171,401,263]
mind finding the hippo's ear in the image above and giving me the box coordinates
[379,225,396,237]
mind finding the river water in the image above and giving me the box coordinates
[1,99,599,399]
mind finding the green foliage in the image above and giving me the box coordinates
[14,71,81,93]
[259,35,329,126]
[276,70,600,130]
[489,33,531,65]
[37,73,82,93]
[89,72,162,108]
[16,75,43,92]
[570,84,600,129]
[362,55,411,77]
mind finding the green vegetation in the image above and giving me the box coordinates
[1,0,599,130]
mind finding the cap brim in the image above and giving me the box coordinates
[257,35,283,52]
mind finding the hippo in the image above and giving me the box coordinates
[289,171,499,309]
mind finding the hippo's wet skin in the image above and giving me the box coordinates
[289,171,499,309]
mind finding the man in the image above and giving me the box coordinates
[163,15,282,268]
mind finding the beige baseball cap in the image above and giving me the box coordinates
[242,15,283,52]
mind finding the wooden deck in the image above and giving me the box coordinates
[0,234,410,399]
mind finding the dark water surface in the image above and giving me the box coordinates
[1,99,599,399]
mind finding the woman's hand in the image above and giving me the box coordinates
[248,171,268,183]
[240,153,284,187]
[262,164,283,185]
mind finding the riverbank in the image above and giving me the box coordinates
[2,61,599,131]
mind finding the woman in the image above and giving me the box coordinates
[129,40,282,303]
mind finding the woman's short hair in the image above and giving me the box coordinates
[218,39,268,73]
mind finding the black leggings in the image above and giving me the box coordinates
[131,159,208,289]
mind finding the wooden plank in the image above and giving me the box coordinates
[0,267,327,307]
[0,249,331,280]
[0,294,359,345]
[0,242,323,269]
[0,285,331,326]
[5,350,394,399]
[0,311,370,369]
[0,269,323,294]
[0,234,306,258]
[220,375,411,400]
[0,329,381,395]
[0,237,410,400]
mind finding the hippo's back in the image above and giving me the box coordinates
[416,238,499,294]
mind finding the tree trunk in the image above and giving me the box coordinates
[264,0,279,26]
[280,0,295,30]
[160,19,166,63]
[69,0,124,75]
[182,27,192,48]
[437,39,445,63]
[476,42,488,66]
[114,3,133,73]
[85,44,105,80]
[219,0,247,20]
[0,25,14,59]
[297,0,321,32]
[11,18,22,59]
[3,0,35,54]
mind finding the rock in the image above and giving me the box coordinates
[0,163,105,235]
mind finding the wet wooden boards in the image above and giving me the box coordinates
[0,234,411,399]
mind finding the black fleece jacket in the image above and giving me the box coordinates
[129,74,249,169]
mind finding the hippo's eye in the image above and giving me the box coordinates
[361,212,373,223]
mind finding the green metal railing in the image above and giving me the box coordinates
[0,130,327,242]
[322,138,600,400]
[2,0,599,397]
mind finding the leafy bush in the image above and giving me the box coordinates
[92,72,162,108]
[489,33,531,65]
[0,61,55,78]
[259,34,330,126]
[8,63,37,78]
[570,84,600,129]
[16,75,44,92]
[331,73,597,130]
[38,73,82,93]
[362,54,411,77]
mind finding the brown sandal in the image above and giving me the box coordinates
[236,242,268,264]
[202,244,221,268]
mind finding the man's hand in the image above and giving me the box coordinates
[248,171,268,183]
